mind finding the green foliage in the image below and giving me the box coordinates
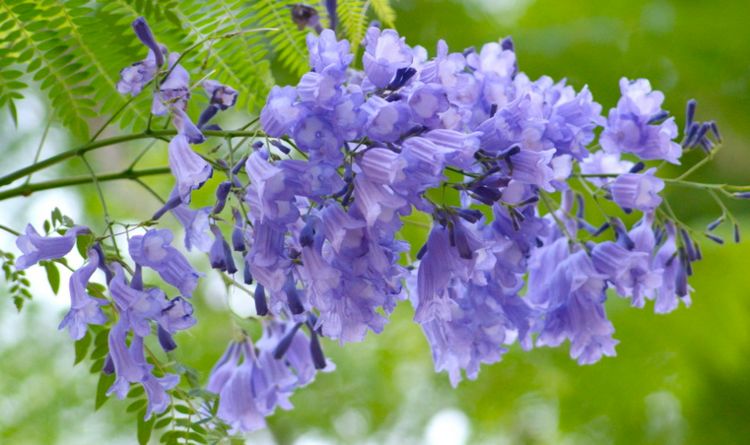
[0,249,31,311]
[338,0,368,53]
[371,0,397,28]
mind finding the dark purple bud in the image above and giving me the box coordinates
[470,186,502,205]
[611,218,635,250]
[676,262,688,297]
[694,123,710,145]
[243,260,253,285]
[271,140,291,155]
[733,192,750,199]
[503,145,521,158]
[152,193,183,220]
[102,355,115,375]
[452,224,473,260]
[131,264,144,291]
[132,17,163,67]
[254,284,268,316]
[685,99,697,128]
[592,222,611,237]
[734,223,741,243]
[290,4,322,32]
[705,232,724,245]
[455,208,483,223]
[92,243,114,283]
[273,322,302,359]
[516,195,539,207]
[252,141,264,150]
[680,229,698,261]
[299,218,316,247]
[578,219,599,234]
[707,216,724,231]
[212,181,232,214]
[709,121,722,142]
[501,36,515,52]
[209,226,237,274]
[231,155,248,175]
[489,103,498,117]
[694,242,702,260]
[385,93,403,102]
[647,110,669,125]
[387,67,417,90]
[232,226,246,253]
[575,193,585,218]
[629,161,645,173]
[285,278,305,315]
[202,124,222,131]
[682,124,699,148]
[309,330,327,370]
[325,0,337,30]
[416,243,428,260]
[157,325,177,352]
[197,104,219,129]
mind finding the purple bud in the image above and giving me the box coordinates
[705,232,724,245]
[273,322,302,359]
[455,208,483,223]
[197,104,219,129]
[254,284,268,316]
[132,17,163,67]
[733,192,750,199]
[707,216,724,231]
[629,161,645,173]
[284,278,305,315]
[308,330,327,370]
[734,223,741,243]
[102,355,115,375]
[685,99,697,127]
[709,121,722,142]
[213,181,232,214]
[157,325,177,352]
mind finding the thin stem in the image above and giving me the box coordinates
[89,95,137,142]
[674,146,721,181]
[79,155,120,257]
[24,118,52,185]
[0,224,20,236]
[133,178,166,204]
[127,139,161,170]
[0,129,262,187]
[0,167,170,201]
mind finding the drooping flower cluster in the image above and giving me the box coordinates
[15,13,735,436]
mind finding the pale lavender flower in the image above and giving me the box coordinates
[128,229,200,297]
[363,28,413,88]
[58,248,108,340]
[15,225,88,270]
[168,135,212,201]
[609,168,665,212]
[202,79,238,110]
[260,86,303,137]
[600,78,682,164]
[306,28,353,74]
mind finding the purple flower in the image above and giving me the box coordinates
[600,78,682,164]
[363,28,413,88]
[128,229,200,297]
[591,241,661,307]
[58,248,108,340]
[292,112,343,162]
[527,239,618,365]
[158,296,196,334]
[109,264,166,337]
[168,135,212,201]
[117,50,161,96]
[609,168,664,212]
[244,152,301,225]
[408,83,450,128]
[362,96,412,142]
[580,151,634,187]
[297,69,343,109]
[209,225,238,274]
[306,28,353,75]
[132,17,164,67]
[15,225,88,270]
[202,79,238,110]
[260,86,303,137]
[171,202,213,253]
[152,53,191,116]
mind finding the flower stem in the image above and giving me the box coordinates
[0,129,261,187]
[0,167,171,201]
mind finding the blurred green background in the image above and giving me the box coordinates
[1,0,749,444]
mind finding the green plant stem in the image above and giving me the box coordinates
[0,129,261,187]
[0,167,171,201]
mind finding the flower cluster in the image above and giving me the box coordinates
[15,14,736,436]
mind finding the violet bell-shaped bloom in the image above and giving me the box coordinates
[116,17,165,95]
[600,78,682,164]
[609,168,665,212]
[167,134,212,201]
[58,248,108,340]
[363,27,414,88]
[306,28,353,75]
[152,52,191,116]
[203,79,238,110]
[128,229,200,297]
[15,225,88,270]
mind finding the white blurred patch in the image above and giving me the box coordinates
[425,409,471,445]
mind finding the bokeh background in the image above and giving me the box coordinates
[1,0,749,443]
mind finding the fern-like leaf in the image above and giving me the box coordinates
[338,0,368,53]
[251,0,310,78]
[371,0,397,28]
